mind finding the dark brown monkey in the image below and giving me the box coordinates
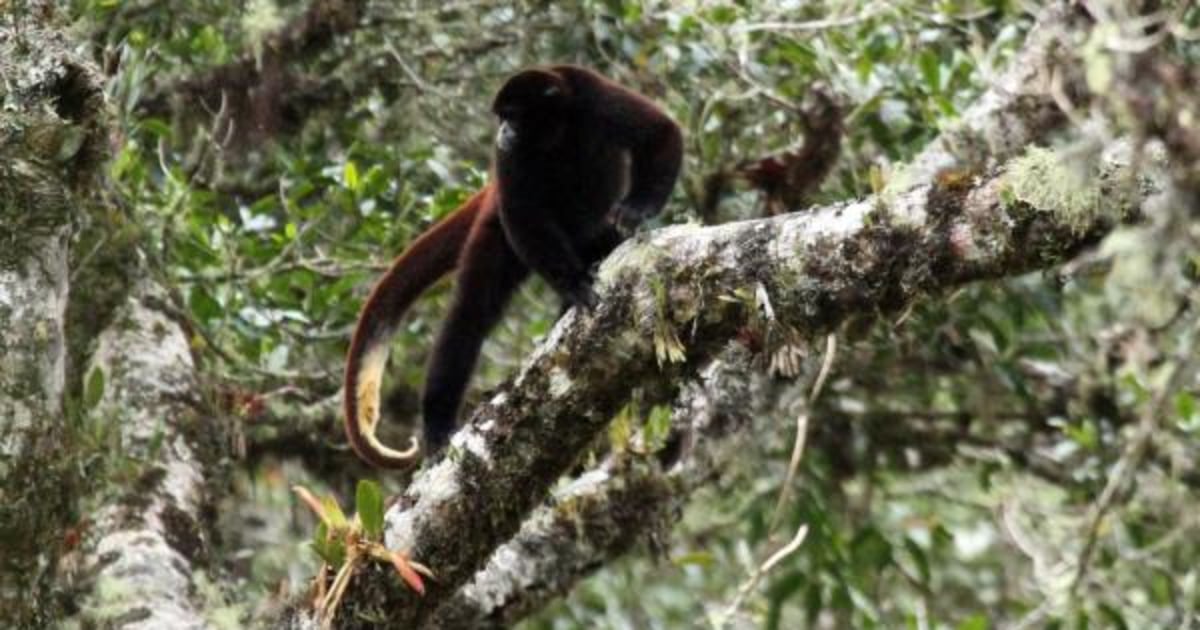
[344,65,683,467]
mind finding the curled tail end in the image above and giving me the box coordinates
[343,188,490,468]
[345,337,421,467]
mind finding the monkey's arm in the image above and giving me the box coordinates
[344,187,489,468]
[499,206,598,308]
[619,115,683,224]
[552,65,682,224]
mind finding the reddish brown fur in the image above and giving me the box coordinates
[343,188,490,467]
[344,65,682,467]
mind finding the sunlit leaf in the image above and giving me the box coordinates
[344,161,361,192]
[356,480,386,539]
[84,368,105,410]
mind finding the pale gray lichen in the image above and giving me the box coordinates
[1004,145,1119,234]
[547,366,573,398]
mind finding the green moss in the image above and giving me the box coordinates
[1003,146,1125,234]
[64,207,142,407]
[0,420,103,629]
[597,237,667,286]
[86,575,141,619]
[194,571,248,630]
[880,163,919,204]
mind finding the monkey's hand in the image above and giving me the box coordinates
[564,280,600,311]
[612,201,656,236]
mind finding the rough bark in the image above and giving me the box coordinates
[0,6,107,455]
[388,150,1125,626]
[63,281,220,630]
[0,11,112,624]
[432,349,754,628]
[0,12,223,628]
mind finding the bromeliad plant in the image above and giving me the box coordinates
[294,480,432,629]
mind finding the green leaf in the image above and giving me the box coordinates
[850,527,893,573]
[1175,392,1200,431]
[288,180,316,205]
[621,1,642,22]
[705,6,737,24]
[608,402,634,451]
[803,581,823,624]
[356,479,386,538]
[249,194,277,215]
[1064,419,1099,450]
[322,495,348,531]
[137,118,172,139]
[903,537,930,585]
[344,161,361,192]
[999,185,1018,207]
[188,286,222,323]
[918,50,941,92]
[776,41,817,70]
[1098,603,1129,630]
[957,614,989,630]
[84,367,105,410]
[671,551,715,567]
[643,405,673,452]
[855,56,874,83]
[1149,569,1172,604]
[361,164,389,198]
[311,523,346,566]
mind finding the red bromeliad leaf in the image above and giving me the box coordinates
[292,486,328,523]
[389,551,426,596]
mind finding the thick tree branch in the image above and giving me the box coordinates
[0,13,110,621]
[64,282,219,628]
[393,147,1128,624]
[0,13,107,452]
[291,118,1141,630]
[432,349,754,628]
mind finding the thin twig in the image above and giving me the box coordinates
[808,334,837,403]
[767,413,810,536]
[1070,317,1200,595]
[734,6,882,33]
[766,334,835,534]
[386,43,447,98]
[715,525,810,627]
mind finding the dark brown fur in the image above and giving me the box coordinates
[344,65,683,467]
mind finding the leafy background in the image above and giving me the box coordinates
[27,0,1200,627]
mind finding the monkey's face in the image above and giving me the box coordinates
[496,122,518,153]
[491,69,571,142]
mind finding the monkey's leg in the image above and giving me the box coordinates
[499,207,598,308]
[422,216,528,451]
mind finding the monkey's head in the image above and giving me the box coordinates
[492,69,572,150]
